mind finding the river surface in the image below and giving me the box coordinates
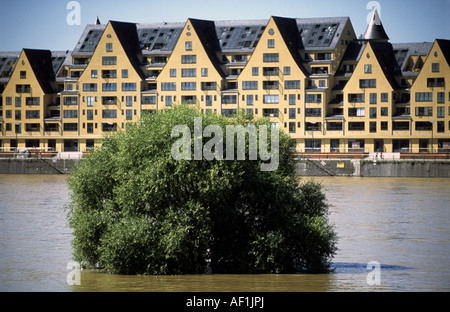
[0,175,449,292]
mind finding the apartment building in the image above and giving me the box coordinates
[1,10,449,154]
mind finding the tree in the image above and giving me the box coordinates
[67,105,337,274]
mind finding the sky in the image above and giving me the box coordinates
[0,0,449,52]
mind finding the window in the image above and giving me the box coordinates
[126,109,133,120]
[381,107,388,116]
[359,79,376,88]
[102,83,117,91]
[205,95,212,106]
[182,96,196,104]
[64,97,77,105]
[20,71,26,79]
[415,92,432,102]
[381,121,388,130]
[87,110,94,120]
[181,82,196,91]
[181,55,196,64]
[87,96,94,107]
[262,108,279,117]
[437,121,444,133]
[15,97,21,107]
[201,68,208,77]
[263,53,279,62]
[102,56,117,65]
[305,94,321,103]
[381,93,388,102]
[242,81,258,90]
[263,67,278,76]
[263,95,279,104]
[91,70,98,78]
[437,106,445,118]
[283,66,290,75]
[348,107,365,117]
[185,41,192,51]
[370,107,377,118]
[141,96,156,104]
[102,96,117,105]
[364,64,372,73]
[63,123,78,131]
[370,93,377,104]
[165,96,172,106]
[432,63,440,72]
[327,122,342,131]
[427,78,445,87]
[415,121,432,131]
[289,108,296,119]
[106,43,113,52]
[122,69,128,78]
[305,108,321,117]
[25,110,40,119]
[122,83,136,91]
[246,95,253,106]
[182,68,196,77]
[437,92,445,103]
[102,109,117,118]
[16,84,30,93]
[170,69,176,77]
[102,70,116,78]
[252,67,259,76]
[126,96,133,107]
[370,121,376,133]
[263,81,278,90]
[348,122,365,131]
[63,110,78,118]
[25,124,40,132]
[268,39,275,48]
[289,94,296,105]
[83,83,97,92]
[222,95,237,104]
[415,107,433,116]
[201,82,216,90]
[161,82,176,91]
[289,122,296,133]
[348,93,365,103]
[26,97,40,105]
[285,80,300,89]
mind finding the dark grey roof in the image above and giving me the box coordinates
[72,16,351,55]
[392,42,433,74]
[0,52,20,80]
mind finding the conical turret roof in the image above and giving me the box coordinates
[363,8,389,41]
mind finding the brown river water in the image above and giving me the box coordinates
[0,175,449,292]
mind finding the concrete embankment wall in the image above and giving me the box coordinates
[0,158,81,174]
[295,159,450,178]
[0,158,449,177]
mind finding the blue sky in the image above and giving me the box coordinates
[0,0,448,51]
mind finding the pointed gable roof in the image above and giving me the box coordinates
[363,8,389,42]
[109,21,145,79]
[271,16,308,77]
[368,41,400,89]
[188,19,226,78]
[435,39,450,67]
[23,49,55,94]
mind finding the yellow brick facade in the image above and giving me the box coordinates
[1,15,449,155]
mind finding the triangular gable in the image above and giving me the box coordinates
[109,21,145,80]
[22,49,55,94]
[271,16,308,77]
[186,19,225,78]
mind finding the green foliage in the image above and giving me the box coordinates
[67,105,337,274]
